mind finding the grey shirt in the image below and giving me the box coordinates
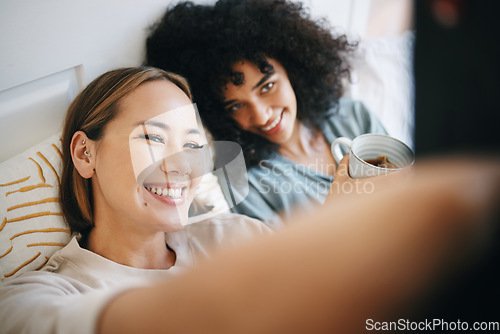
[232,99,388,229]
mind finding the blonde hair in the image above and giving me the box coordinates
[60,67,191,234]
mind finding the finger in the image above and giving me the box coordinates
[335,154,350,178]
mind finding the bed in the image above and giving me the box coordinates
[0,0,414,283]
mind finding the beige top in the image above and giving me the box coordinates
[0,213,271,334]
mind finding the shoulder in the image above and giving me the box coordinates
[0,268,112,334]
[184,212,273,253]
[186,212,272,237]
[40,237,82,273]
[1,270,90,297]
[336,98,373,119]
[322,98,387,140]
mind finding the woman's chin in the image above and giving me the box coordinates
[148,204,189,230]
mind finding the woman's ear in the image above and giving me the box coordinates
[71,131,95,179]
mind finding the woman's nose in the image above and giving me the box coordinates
[160,150,192,176]
[249,101,272,125]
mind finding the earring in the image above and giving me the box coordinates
[84,150,91,157]
[82,139,86,145]
[144,202,149,206]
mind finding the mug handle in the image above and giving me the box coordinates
[331,137,353,164]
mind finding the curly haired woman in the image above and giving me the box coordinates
[146,0,387,228]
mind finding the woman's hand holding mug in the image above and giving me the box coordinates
[327,134,415,200]
[331,134,414,179]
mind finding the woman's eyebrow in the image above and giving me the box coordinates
[252,72,274,91]
[222,72,275,107]
[136,120,169,130]
[138,121,200,135]
[223,100,236,107]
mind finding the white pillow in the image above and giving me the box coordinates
[0,134,70,284]
[344,30,415,149]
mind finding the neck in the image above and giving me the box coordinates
[278,119,336,175]
[278,121,319,159]
[87,223,175,270]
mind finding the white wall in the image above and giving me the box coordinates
[306,0,371,37]
[0,0,373,161]
[0,0,368,92]
[0,0,175,92]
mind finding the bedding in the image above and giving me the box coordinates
[344,30,415,148]
[0,134,69,284]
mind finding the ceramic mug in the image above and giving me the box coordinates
[331,134,414,179]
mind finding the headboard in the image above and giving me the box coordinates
[0,0,414,283]
[0,0,175,162]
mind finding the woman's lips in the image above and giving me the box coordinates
[261,110,284,135]
[144,184,187,205]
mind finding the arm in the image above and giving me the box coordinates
[0,273,116,334]
[100,158,499,334]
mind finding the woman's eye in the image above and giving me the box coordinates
[261,82,274,93]
[228,103,244,113]
[184,142,204,149]
[139,134,165,144]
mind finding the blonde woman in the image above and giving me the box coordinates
[0,67,270,333]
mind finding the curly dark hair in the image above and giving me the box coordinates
[146,0,356,166]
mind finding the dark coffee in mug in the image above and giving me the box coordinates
[364,155,398,169]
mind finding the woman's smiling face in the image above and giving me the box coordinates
[223,58,298,144]
[92,79,208,233]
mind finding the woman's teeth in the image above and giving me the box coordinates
[262,113,282,132]
[146,186,182,199]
